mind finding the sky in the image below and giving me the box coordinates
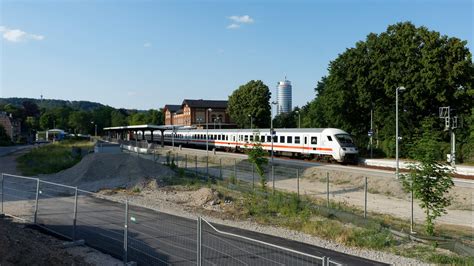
[0,0,472,110]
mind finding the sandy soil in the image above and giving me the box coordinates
[0,216,121,266]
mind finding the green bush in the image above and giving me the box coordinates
[17,141,91,176]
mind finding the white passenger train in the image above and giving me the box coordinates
[142,128,358,163]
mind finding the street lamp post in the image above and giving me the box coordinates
[295,110,301,128]
[396,86,406,179]
[248,114,253,129]
[206,108,212,156]
[270,101,277,165]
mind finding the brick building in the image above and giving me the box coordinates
[164,99,234,128]
[0,111,21,141]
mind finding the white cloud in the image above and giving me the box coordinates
[228,15,254,24]
[0,26,44,42]
[226,23,240,29]
[143,42,152,48]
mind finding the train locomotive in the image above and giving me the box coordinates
[142,127,358,163]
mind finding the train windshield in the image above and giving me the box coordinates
[335,134,355,147]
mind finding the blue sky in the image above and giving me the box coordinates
[1,0,472,110]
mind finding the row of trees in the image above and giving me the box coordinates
[226,22,473,163]
[0,101,164,143]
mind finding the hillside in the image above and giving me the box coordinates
[0,97,107,111]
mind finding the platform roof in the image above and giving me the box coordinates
[103,124,184,131]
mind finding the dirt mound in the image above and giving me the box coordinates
[42,153,175,191]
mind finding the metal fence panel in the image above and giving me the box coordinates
[128,204,197,265]
[36,181,76,239]
[1,174,38,222]
[200,218,324,266]
[75,190,125,259]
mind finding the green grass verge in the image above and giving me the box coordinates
[16,140,94,176]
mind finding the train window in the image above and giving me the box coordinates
[327,136,333,141]
[233,136,235,141]
[250,135,254,142]
[280,136,285,143]
[255,135,260,142]
[273,136,278,142]
[311,137,317,145]
[214,134,218,140]
[260,136,264,143]
[295,136,300,144]
[287,136,292,143]
[244,135,248,142]
[267,136,271,142]
[217,135,221,140]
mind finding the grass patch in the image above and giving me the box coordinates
[17,140,93,176]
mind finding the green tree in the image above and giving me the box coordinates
[247,135,269,190]
[111,110,128,127]
[228,80,271,128]
[129,112,148,125]
[68,111,91,134]
[303,22,473,158]
[273,108,300,128]
[400,120,454,235]
[39,111,56,130]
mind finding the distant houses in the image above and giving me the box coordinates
[0,111,21,142]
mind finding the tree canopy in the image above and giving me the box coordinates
[228,80,271,128]
[302,22,473,160]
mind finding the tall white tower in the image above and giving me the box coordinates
[277,78,292,115]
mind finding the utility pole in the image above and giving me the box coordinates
[370,108,373,158]
[395,86,406,179]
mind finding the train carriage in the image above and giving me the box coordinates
[142,127,358,163]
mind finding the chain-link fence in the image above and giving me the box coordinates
[0,172,345,265]
[117,141,474,258]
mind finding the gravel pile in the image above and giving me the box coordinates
[42,153,175,191]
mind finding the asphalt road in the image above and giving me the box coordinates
[1,176,387,266]
[0,145,32,157]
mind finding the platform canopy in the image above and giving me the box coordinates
[103,124,188,147]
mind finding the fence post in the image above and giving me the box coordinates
[1,173,3,214]
[73,187,78,241]
[364,177,368,219]
[206,156,209,180]
[326,172,330,208]
[219,158,222,179]
[297,169,300,200]
[34,178,40,224]
[123,199,129,264]
[233,159,237,178]
[322,256,329,266]
[195,155,198,178]
[197,217,202,266]
[252,164,255,190]
[272,165,275,195]
[185,154,188,169]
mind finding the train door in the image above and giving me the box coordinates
[302,135,309,155]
